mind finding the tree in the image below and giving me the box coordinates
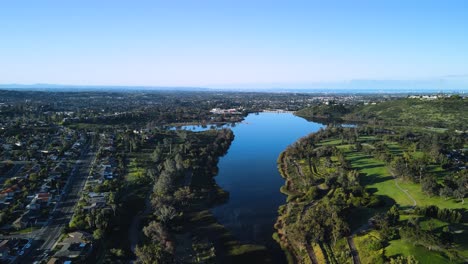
[174,153,185,171]
[144,221,168,242]
[391,157,407,179]
[28,173,39,182]
[107,192,117,216]
[174,187,194,207]
[387,205,400,226]
[156,205,177,225]
[389,255,419,264]
[135,244,171,264]
[331,218,349,245]
[143,221,173,252]
[439,186,453,200]
[440,226,453,244]
[153,170,174,196]
[454,172,467,204]
[93,228,104,240]
[110,248,125,258]
[355,141,363,152]
[421,176,439,196]
[453,188,466,204]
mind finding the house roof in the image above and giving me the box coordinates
[37,192,50,198]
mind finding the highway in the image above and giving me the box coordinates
[12,146,95,263]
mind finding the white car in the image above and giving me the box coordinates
[19,250,24,256]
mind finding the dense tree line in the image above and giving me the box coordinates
[135,129,234,263]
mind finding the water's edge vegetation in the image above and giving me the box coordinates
[275,97,467,264]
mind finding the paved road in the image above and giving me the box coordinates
[12,146,94,263]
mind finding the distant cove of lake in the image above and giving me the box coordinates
[207,113,324,260]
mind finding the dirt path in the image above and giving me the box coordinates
[129,196,152,253]
[347,236,361,264]
[390,170,417,207]
[305,243,319,264]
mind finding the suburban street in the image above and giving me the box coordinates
[11,146,94,263]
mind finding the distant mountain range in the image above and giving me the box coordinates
[0,84,212,92]
[0,80,466,94]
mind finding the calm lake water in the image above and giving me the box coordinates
[210,113,324,259]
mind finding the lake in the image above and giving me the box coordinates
[210,113,324,260]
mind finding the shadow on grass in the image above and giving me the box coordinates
[361,175,393,186]
[357,164,387,170]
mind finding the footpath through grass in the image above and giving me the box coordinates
[346,151,413,207]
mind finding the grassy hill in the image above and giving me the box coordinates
[296,97,467,130]
[349,97,468,130]
[295,103,352,122]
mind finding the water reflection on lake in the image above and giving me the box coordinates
[168,123,236,132]
[209,113,324,261]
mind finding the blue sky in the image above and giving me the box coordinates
[1,0,468,89]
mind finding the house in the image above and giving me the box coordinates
[26,200,41,210]
[54,231,93,260]
[83,192,108,211]
[100,165,114,180]
[26,192,52,210]
[0,184,21,198]
[36,192,52,206]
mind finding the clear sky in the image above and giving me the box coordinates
[1,0,468,89]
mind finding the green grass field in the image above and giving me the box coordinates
[353,231,385,264]
[287,131,467,263]
[346,152,413,207]
[345,148,467,262]
[397,180,467,209]
[125,157,146,182]
[385,239,451,264]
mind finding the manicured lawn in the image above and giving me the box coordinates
[385,142,403,155]
[427,164,451,180]
[319,138,343,146]
[346,151,468,210]
[358,136,377,142]
[397,180,467,209]
[345,149,468,263]
[346,152,413,207]
[418,217,448,231]
[385,239,451,264]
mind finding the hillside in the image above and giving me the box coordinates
[295,103,352,122]
[296,97,468,130]
[349,97,468,130]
